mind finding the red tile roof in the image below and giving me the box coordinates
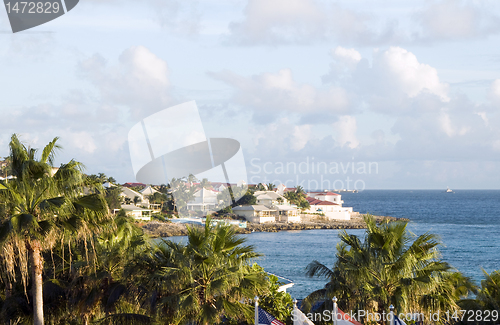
[122,182,146,188]
[306,196,338,205]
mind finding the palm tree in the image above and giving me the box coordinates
[199,178,211,190]
[267,183,275,191]
[256,183,266,191]
[98,172,108,183]
[304,215,473,322]
[139,219,268,324]
[0,134,109,325]
[294,185,304,195]
[476,270,500,311]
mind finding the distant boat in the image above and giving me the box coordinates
[446,187,453,193]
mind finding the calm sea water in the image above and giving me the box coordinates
[170,190,500,299]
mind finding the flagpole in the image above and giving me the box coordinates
[332,296,338,325]
[255,296,259,325]
[389,305,395,325]
[293,299,298,325]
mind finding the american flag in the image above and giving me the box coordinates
[257,307,285,325]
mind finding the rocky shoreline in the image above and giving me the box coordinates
[142,214,408,238]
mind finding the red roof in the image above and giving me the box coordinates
[314,201,338,205]
[306,196,338,205]
[122,182,146,188]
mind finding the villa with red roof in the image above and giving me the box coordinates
[305,192,353,220]
[307,191,343,205]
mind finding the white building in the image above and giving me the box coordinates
[276,184,286,195]
[140,185,159,196]
[120,187,148,207]
[305,197,352,220]
[254,191,288,206]
[232,205,277,223]
[273,205,301,223]
[232,191,301,223]
[307,191,343,206]
[187,188,219,212]
[117,204,152,221]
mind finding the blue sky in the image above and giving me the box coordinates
[1,0,500,189]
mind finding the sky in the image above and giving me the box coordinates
[1,0,500,189]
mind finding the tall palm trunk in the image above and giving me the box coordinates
[29,240,44,325]
[5,279,12,325]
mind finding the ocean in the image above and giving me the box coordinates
[170,190,500,299]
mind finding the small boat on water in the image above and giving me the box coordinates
[446,187,453,193]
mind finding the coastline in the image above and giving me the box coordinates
[142,214,408,238]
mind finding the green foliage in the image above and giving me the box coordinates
[304,215,475,324]
[129,185,145,193]
[105,186,123,210]
[130,218,268,324]
[454,269,500,325]
[477,270,500,310]
[235,189,257,206]
[0,134,111,325]
[256,267,293,325]
[284,190,309,210]
[169,177,197,213]
[218,205,233,214]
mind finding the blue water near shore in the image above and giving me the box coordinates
[170,190,500,299]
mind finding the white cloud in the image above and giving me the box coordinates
[334,115,359,148]
[325,46,451,114]
[228,0,325,44]
[226,0,382,45]
[374,47,449,101]
[81,0,201,35]
[415,0,500,41]
[489,79,500,103]
[80,46,173,120]
[476,111,489,126]
[226,0,500,46]
[66,131,98,153]
[439,112,456,137]
[0,45,178,182]
[209,68,350,114]
[332,46,362,67]
[291,124,312,151]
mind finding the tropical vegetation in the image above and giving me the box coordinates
[303,215,488,324]
[0,135,498,325]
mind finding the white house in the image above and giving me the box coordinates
[276,184,286,195]
[117,204,152,221]
[232,205,277,223]
[120,187,148,207]
[307,191,343,206]
[254,191,287,206]
[305,197,352,220]
[187,188,219,212]
[140,185,159,196]
[273,205,301,223]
